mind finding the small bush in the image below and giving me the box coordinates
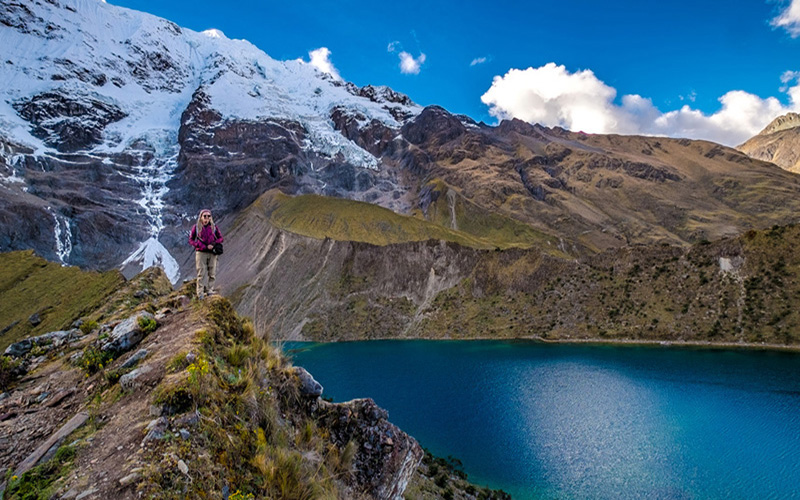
[138,316,157,335]
[79,320,98,335]
[167,351,192,372]
[79,346,113,375]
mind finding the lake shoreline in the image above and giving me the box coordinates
[285,335,800,353]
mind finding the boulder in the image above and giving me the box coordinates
[293,366,323,398]
[119,365,154,391]
[28,313,41,326]
[141,416,168,445]
[100,312,156,353]
[120,349,148,369]
[4,338,32,357]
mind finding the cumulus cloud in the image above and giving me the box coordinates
[388,40,426,74]
[398,51,426,74]
[480,62,800,146]
[772,0,800,37]
[470,57,488,67]
[308,47,341,81]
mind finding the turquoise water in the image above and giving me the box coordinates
[285,340,800,500]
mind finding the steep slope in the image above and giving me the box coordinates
[0,250,124,354]
[220,196,800,348]
[0,265,507,499]
[738,112,800,173]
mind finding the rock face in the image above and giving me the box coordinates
[738,112,800,173]
[317,398,423,500]
[12,91,127,152]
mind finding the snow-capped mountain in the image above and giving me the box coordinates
[0,0,421,281]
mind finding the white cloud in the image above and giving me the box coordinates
[772,0,800,37]
[480,62,800,146]
[399,51,426,75]
[470,57,488,67]
[308,47,341,81]
[387,41,400,53]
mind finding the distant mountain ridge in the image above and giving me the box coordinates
[738,112,800,173]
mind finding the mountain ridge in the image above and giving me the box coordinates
[738,112,800,173]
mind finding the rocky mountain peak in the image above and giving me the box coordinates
[737,112,800,173]
[757,112,800,136]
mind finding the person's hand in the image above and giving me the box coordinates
[207,244,213,250]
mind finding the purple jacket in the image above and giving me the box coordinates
[189,224,223,252]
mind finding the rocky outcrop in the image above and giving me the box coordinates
[317,398,423,500]
[401,105,467,147]
[12,91,126,152]
[4,329,82,357]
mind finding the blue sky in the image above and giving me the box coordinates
[109,0,800,146]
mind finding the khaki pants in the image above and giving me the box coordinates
[195,251,218,297]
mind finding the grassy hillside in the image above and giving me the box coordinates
[419,178,561,251]
[251,189,563,253]
[0,251,124,353]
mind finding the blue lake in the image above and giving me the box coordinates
[285,340,800,500]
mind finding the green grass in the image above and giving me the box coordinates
[261,189,558,251]
[0,251,124,353]
[422,178,558,251]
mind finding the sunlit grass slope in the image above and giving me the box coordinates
[0,250,124,353]
[256,189,559,251]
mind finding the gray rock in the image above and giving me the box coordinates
[120,349,148,369]
[141,416,168,445]
[4,329,81,357]
[28,312,41,326]
[75,488,97,500]
[119,365,153,391]
[174,411,200,427]
[61,488,79,499]
[293,366,323,398]
[4,338,32,357]
[0,320,20,337]
[100,312,156,353]
[119,472,140,487]
[179,429,190,440]
[33,329,79,348]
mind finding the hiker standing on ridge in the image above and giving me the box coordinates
[189,209,224,299]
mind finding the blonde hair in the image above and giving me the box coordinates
[195,209,215,239]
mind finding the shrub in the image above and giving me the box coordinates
[79,320,98,335]
[79,346,113,375]
[138,316,157,335]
